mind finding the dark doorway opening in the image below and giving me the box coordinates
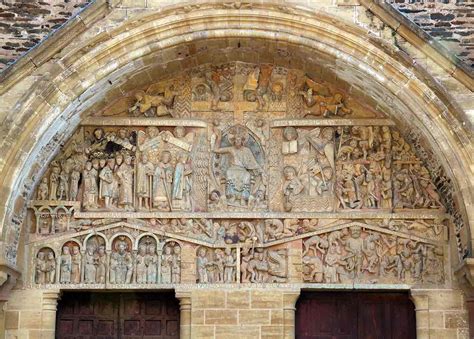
[56,292,180,339]
[296,291,416,339]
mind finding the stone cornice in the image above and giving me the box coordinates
[360,0,473,91]
[0,0,472,94]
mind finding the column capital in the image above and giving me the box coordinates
[42,290,61,312]
[409,289,429,310]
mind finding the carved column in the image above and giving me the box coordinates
[42,290,60,339]
[175,290,191,339]
[410,290,429,339]
[283,289,301,339]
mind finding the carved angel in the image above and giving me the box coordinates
[300,77,352,118]
[129,90,175,117]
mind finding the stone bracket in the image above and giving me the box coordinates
[0,264,21,301]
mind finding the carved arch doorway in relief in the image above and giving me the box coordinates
[295,291,416,339]
[56,292,180,339]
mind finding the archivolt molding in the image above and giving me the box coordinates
[0,2,472,281]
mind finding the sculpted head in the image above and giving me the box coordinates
[283,166,297,180]
[174,126,186,138]
[161,151,171,164]
[93,128,104,140]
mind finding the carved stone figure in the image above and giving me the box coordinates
[172,245,181,283]
[136,244,148,284]
[82,161,99,210]
[45,251,56,283]
[110,239,133,284]
[196,247,210,283]
[35,251,47,284]
[49,165,60,200]
[99,159,116,209]
[146,244,158,284]
[129,90,175,117]
[204,67,233,110]
[71,245,81,284]
[213,126,264,208]
[60,246,72,283]
[172,153,192,211]
[300,78,352,117]
[153,151,174,210]
[96,246,107,283]
[69,167,81,201]
[57,169,69,200]
[84,245,97,284]
[241,247,288,283]
[282,166,304,212]
[37,178,49,200]
[136,153,154,210]
[161,246,173,284]
[116,155,134,211]
[223,248,236,283]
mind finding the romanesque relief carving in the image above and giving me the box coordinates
[161,241,181,284]
[27,62,453,289]
[196,247,237,283]
[335,126,391,210]
[35,248,56,284]
[302,224,444,285]
[129,84,176,117]
[280,127,335,212]
[110,236,133,284]
[192,64,234,111]
[241,247,288,283]
[242,64,286,111]
[211,125,267,211]
[84,235,106,284]
[391,131,443,210]
[300,77,352,118]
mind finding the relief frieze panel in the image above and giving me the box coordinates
[25,62,455,288]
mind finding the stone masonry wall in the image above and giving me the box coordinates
[0,0,91,70]
[190,289,299,339]
[390,0,474,68]
[0,0,473,71]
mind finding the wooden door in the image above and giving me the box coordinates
[56,292,180,339]
[295,292,416,339]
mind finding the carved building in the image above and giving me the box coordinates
[0,1,473,339]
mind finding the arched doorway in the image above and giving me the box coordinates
[56,292,180,339]
[296,291,416,339]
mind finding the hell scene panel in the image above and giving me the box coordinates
[27,62,450,288]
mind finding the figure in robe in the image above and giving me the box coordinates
[213,127,263,207]
[99,159,115,209]
[136,154,154,210]
[172,153,192,210]
[153,151,174,210]
[116,155,134,211]
[82,161,98,210]
[71,246,82,284]
[146,244,158,284]
[161,246,173,284]
[60,246,72,283]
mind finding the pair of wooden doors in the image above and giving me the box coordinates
[56,292,180,339]
[296,292,416,339]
